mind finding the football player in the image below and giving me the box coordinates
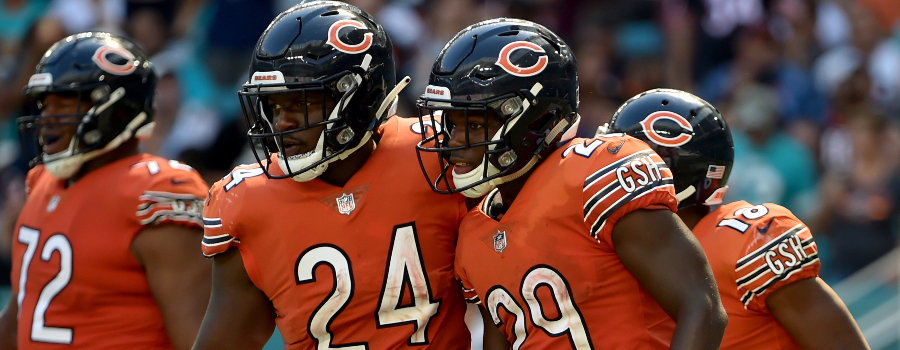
[0,32,210,349]
[193,2,481,349]
[607,88,870,350]
[415,19,727,349]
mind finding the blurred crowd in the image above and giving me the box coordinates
[0,0,898,285]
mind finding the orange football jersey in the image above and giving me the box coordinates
[11,154,207,349]
[691,200,820,349]
[454,135,679,349]
[202,116,471,349]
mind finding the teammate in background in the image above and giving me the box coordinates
[193,2,484,349]
[415,19,727,349]
[0,32,210,349]
[607,88,870,350]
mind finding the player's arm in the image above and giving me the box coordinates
[480,304,511,350]
[767,277,870,350]
[0,291,17,349]
[612,208,727,350]
[192,248,276,350]
[131,224,211,350]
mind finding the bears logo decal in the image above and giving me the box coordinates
[496,41,548,77]
[92,45,137,76]
[326,19,373,54]
[639,111,694,147]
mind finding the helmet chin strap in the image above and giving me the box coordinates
[373,76,410,125]
[454,155,540,198]
[676,185,696,203]
[453,162,500,198]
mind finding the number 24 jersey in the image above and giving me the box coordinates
[202,117,471,349]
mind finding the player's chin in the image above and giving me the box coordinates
[284,147,319,160]
[281,144,302,157]
[42,142,69,155]
[451,163,475,175]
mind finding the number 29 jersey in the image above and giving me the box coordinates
[455,135,679,349]
[693,200,820,349]
[202,116,471,349]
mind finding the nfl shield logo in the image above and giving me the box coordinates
[336,193,356,215]
[493,231,507,253]
[46,194,60,213]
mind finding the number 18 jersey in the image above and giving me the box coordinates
[693,201,820,349]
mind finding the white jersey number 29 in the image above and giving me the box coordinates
[295,223,440,349]
[485,265,594,350]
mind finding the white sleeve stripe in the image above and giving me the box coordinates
[583,180,621,218]
[203,217,222,225]
[139,211,203,226]
[735,265,769,289]
[137,198,203,212]
[136,203,158,215]
[136,201,200,216]
[583,169,617,193]
[140,191,203,201]
[202,234,237,247]
[201,238,235,247]
[736,224,807,269]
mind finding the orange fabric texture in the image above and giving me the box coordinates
[455,135,678,349]
[647,200,820,350]
[202,117,471,349]
[12,154,207,349]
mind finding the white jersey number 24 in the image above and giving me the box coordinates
[295,223,440,349]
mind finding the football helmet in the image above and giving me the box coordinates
[416,18,580,198]
[607,88,734,209]
[240,0,406,182]
[18,32,157,179]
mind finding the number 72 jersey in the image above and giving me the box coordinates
[694,200,820,349]
[12,154,207,349]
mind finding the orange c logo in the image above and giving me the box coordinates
[326,19,373,54]
[639,111,694,147]
[496,41,548,77]
[92,46,137,76]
